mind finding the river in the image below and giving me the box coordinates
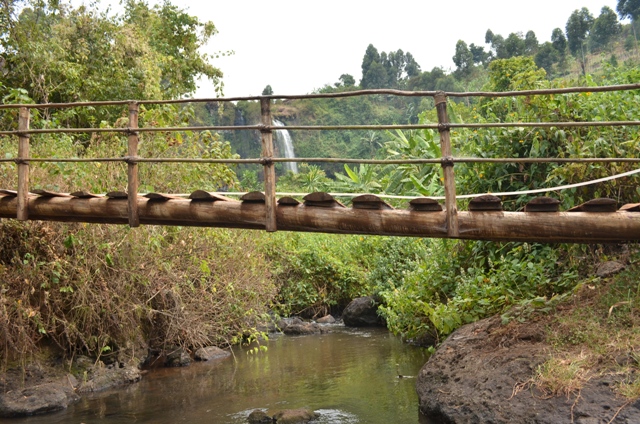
[3,325,431,423]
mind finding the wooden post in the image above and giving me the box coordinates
[17,107,30,221]
[127,102,140,228]
[260,97,277,232]
[434,92,459,237]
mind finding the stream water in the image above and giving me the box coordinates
[3,326,431,423]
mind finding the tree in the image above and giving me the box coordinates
[524,30,539,55]
[591,6,621,50]
[617,0,640,21]
[262,85,273,95]
[551,28,567,55]
[534,42,559,75]
[566,7,594,75]
[469,43,490,65]
[338,74,355,87]
[452,40,474,76]
[503,32,526,58]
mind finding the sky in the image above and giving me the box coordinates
[93,0,622,98]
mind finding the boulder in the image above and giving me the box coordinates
[342,296,385,327]
[273,408,319,423]
[77,364,141,393]
[416,315,640,423]
[248,409,273,423]
[316,314,336,324]
[165,347,191,367]
[0,377,79,417]
[278,317,327,335]
[596,261,625,278]
[194,346,231,362]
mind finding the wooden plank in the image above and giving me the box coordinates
[106,191,128,199]
[352,194,394,210]
[17,107,30,220]
[189,190,233,202]
[568,198,617,212]
[524,196,560,212]
[620,203,640,212]
[409,197,443,212]
[435,92,458,236]
[0,189,18,197]
[144,193,182,201]
[241,191,266,203]
[468,194,502,211]
[70,190,101,198]
[303,192,345,208]
[260,98,277,231]
[31,189,72,198]
[127,102,140,227]
[2,196,640,242]
[278,196,301,206]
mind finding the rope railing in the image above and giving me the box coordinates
[2,84,640,235]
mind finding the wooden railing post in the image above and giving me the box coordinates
[127,101,140,228]
[260,97,277,232]
[17,107,30,221]
[434,92,459,237]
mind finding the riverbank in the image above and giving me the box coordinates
[417,258,640,423]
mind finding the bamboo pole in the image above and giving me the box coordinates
[2,196,640,243]
[260,98,277,232]
[435,92,458,237]
[17,107,30,221]
[127,102,140,227]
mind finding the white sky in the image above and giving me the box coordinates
[97,0,622,97]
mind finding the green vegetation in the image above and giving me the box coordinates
[1,0,640,383]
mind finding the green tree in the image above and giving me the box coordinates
[524,30,539,55]
[617,0,640,20]
[338,74,356,87]
[591,6,621,50]
[566,7,594,74]
[534,42,560,75]
[452,40,474,77]
[469,43,490,65]
[551,28,568,56]
[503,32,526,57]
[262,85,273,95]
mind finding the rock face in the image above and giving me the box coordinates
[342,296,385,327]
[278,317,327,335]
[0,378,79,417]
[416,315,640,424]
[194,346,231,362]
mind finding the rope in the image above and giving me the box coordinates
[215,167,640,201]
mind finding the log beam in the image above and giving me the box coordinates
[1,196,640,243]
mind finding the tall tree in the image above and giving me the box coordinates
[452,40,474,76]
[566,7,594,74]
[591,6,621,50]
[524,30,539,55]
[551,28,568,56]
[617,0,640,21]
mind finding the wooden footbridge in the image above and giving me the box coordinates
[2,85,640,243]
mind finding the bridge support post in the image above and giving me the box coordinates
[17,107,30,221]
[127,101,140,228]
[434,92,459,237]
[260,97,277,232]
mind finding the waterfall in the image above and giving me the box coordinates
[273,119,298,174]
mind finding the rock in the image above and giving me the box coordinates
[194,346,231,362]
[316,314,336,324]
[248,409,273,423]
[278,317,327,335]
[342,296,385,327]
[0,377,79,417]
[165,347,191,367]
[272,408,319,423]
[596,261,625,278]
[416,315,640,423]
[77,364,141,393]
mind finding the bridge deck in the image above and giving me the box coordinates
[1,190,639,243]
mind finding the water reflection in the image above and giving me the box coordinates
[1,326,431,423]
